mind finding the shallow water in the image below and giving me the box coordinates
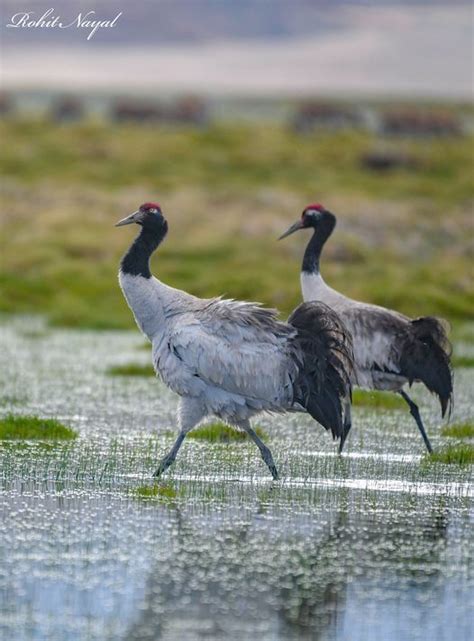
[0,316,473,641]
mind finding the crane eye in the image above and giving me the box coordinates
[149,208,158,214]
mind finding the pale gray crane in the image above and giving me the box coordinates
[280,203,453,454]
[116,202,354,479]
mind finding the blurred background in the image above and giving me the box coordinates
[0,0,472,330]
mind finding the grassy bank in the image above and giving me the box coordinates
[0,119,472,329]
[0,414,77,440]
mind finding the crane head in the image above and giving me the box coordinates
[279,203,331,239]
[115,202,164,227]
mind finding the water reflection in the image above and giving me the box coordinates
[123,495,458,641]
[0,481,472,641]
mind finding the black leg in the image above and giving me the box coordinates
[239,420,279,480]
[153,431,187,478]
[338,400,352,454]
[154,398,205,478]
[399,390,433,454]
[338,431,348,455]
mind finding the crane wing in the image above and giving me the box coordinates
[165,300,299,404]
[340,305,408,374]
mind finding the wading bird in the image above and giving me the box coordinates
[280,204,453,453]
[116,202,353,479]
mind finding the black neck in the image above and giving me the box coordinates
[302,212,336,275]
[120,222,167,278]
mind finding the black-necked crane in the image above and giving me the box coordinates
[280,203,453,454]
[116,202,354,479]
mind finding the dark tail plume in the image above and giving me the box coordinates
[399,317,453,417]
[288,302,354,442]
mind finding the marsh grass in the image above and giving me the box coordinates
[18,329,50,340]
[424,443,474,466]
[352,389,406,410]
[188,422,268,443]
[441,421,474,439]
[1,440,58,452]
[452,355,474,368]
[134,484,179,500]
[107,364,155,377]
[0,414,77,441]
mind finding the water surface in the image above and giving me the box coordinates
[0,317,473,641]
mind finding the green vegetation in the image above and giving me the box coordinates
[135,484,178,500]
[0,414,77,440]
[19,329,50,339]
[107,363,155,377]
[451,323,474,344]
[352,389,406,410]
[0,119,472,329]
[452,354,474,368]
[424,444,474,466]
[441,421,474,439]
[188,422,268,442]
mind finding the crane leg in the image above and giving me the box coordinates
[153,398,205,478]
[338,399,352,454]
[399,390,433,454]
[153,431,187,478]
[237,420,279,480]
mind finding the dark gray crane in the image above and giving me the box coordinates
[280,203,453,453]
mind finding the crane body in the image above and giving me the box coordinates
[280,204,453,453]
[117,202,353,478]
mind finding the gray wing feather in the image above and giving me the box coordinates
[166,299,299,404]
[340,305,408,373]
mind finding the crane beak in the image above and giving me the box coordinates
[278,220,304,240]
[115,211,140,227]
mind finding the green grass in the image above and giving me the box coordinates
[106,364,155,377]
[134,484,178,500]
[0,119,472,329]
[451,323,474,344]
[424,443,474,466]
[353,389,406,410]
[188,422,268,443]
[441,421,474,439]
[0,414,77,440]
[19,329,50,339]
[452,354,474,368]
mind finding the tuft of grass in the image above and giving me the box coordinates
[135,484,178,500]
[441,421,474,439]
[352,389,406,410]
[188,422,268,443]
[19,329,49,339]
[0,414,77,440]
[424,444,474,466]
[452,354,474,368]
[107,364,155,377]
